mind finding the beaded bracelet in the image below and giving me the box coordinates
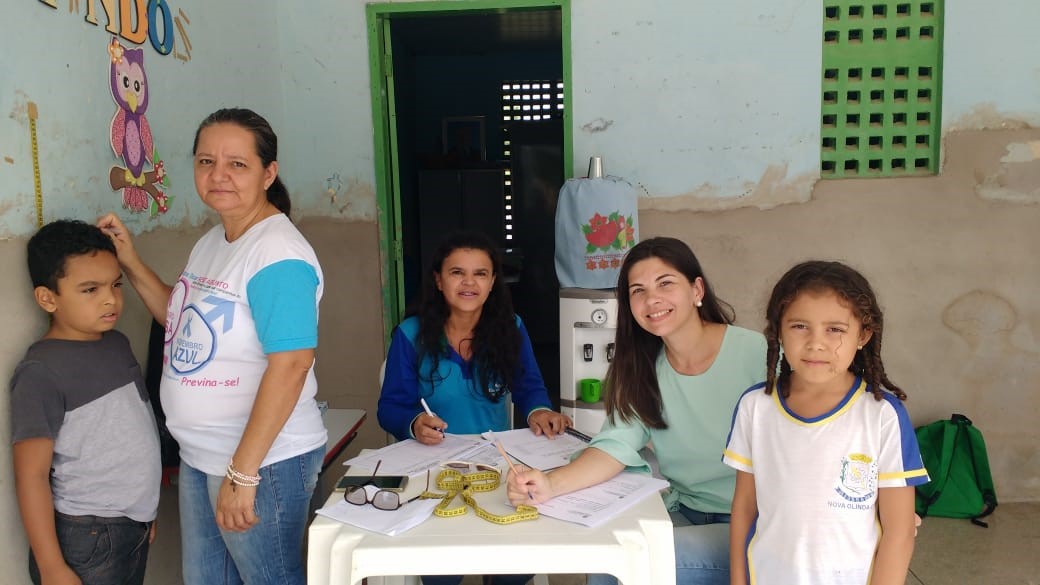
[226,460,261,489]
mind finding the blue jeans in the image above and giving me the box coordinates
[179,447,323,585]
[29,512,151,585]
[587,505,730,585]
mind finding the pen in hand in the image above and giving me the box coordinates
[489,430,534,501]
[419,398,444,436]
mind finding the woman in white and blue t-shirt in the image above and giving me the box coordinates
[98,107,325,585]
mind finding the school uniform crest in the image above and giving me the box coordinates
[836,453,878,502]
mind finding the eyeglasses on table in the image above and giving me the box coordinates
[343,461,429,511]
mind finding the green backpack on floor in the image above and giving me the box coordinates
[914,414,998,527]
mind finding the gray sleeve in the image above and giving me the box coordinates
[10,361,65,443]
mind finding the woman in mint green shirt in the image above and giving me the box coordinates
[507,237,766,585]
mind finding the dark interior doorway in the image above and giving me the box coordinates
[387,8,565,408]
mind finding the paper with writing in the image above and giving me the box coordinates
[481,428,589,471]
[534,471,669,528]
[344,434,499,475]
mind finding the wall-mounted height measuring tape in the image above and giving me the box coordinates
[28,101,43,228]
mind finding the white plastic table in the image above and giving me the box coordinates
[307,463,675,585]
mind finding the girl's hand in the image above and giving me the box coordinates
[149,519,157,544]
[506,466,553,505]
[528,410,573,437]
[412,413,447,445]
[215,478,259,532]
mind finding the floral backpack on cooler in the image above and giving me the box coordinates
[554,176,639,289]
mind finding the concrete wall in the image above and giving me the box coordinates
[0,1,386,578]
[1,0,1037,581]
[640,128,1040,501]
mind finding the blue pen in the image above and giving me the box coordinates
[419,398,444,436]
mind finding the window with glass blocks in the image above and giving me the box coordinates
[821,1,944,177]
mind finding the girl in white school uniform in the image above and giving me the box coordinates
[724,261,929,585]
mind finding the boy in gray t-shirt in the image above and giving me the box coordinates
[11,219,161,585]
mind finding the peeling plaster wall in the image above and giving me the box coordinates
[569,1,823,202]
[1,2,286,578]
[0,1,287,237]
[943,3,1040,130]
[641,129,1040,501]
[273,0,379,222]
[2,1,1039,577]
[570,0,1040,207]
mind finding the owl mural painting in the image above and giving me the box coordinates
[107,38,171,215]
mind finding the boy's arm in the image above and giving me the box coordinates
[870,486,916,585]
[13,438,81,585]
[729,470,757,585]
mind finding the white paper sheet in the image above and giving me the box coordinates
[482,428,589,471]
[343,434,497,475]
[316,496,441,536]
[534,471,669,528]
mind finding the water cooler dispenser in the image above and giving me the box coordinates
[559,288,618,435]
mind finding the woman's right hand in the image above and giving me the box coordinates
[411,413,447,445]
[507,466,553,505]
[39,562,82,585]
[96,213,141,266]
[96,212,171,323]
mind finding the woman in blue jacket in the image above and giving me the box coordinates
[378,230,571,445]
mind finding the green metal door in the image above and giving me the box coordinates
[368,13,406,343]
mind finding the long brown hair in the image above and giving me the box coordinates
[763,260,905,401]
[407,231,519,402]
[604,237,734,429]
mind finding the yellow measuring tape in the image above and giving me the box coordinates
[420,468,539,525]
[28,102,43,228]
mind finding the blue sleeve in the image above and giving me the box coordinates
[246,260,319,354]
[881,393,931,487]
[510,316,553,419]
[377,326,424,441]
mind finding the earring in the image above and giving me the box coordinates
[695,300,703,308]
[856,345,863,350]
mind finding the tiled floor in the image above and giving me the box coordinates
[145,483,1039,585]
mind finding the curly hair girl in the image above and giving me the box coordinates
[763,260,906,401]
